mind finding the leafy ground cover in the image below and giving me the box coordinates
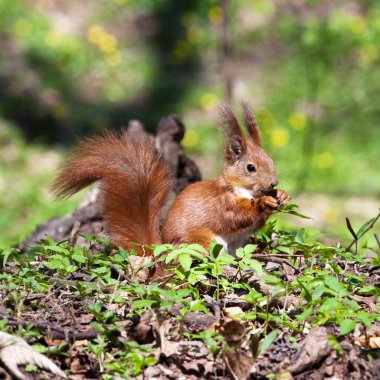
[0,205,379,379]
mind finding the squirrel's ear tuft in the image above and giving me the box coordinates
[218,103,247,160]
[241,101,262,147]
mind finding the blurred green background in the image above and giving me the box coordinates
[1,0,379,246]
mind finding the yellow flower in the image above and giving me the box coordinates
[200,93,218,110]
[99,34,117,53]
[360,43,378,65]
[182,130,199,149]
[13,19,32,37]
[105,51,122,66]
[187,26,202,44]
[315,152,335,169]
[348,16,367,35]
[87,25,104,44]
[325,208,339,224]
[87,25,118,53]
[270,128,289,148]
[289,112,307,131]
[45,29,62,47]
[208,7,223,25]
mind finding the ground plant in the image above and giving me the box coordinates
[0,205,378,378]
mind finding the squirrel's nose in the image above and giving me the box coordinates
[271,179,279,188]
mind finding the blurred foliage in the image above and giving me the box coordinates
[0,0,380,245]
[0,120,77,246]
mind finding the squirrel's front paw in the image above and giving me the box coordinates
[276,189,291,206]
[257,195,278,210]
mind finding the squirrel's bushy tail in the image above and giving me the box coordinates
[52,132,174,251]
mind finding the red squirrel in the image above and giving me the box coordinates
[53,103,290,255]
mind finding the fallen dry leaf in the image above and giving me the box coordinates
[354,326,380,348]
[0,331,66,379]
[285,327,333,375]
[223,306,244,320]
[225,347,254,380]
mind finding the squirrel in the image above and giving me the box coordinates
[52,103,290,256]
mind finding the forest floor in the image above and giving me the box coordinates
[0,200,379,380]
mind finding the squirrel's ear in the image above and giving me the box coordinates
[218,103,247,161]
[226,135,245,163]
[241,102,262,147]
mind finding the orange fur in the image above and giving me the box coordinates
[52,132,174,252]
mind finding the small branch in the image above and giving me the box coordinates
[261,257,299,271]
[0,313,99,341]
[68,220,81,246]
[254,253,304,258]
[374,233,380,250]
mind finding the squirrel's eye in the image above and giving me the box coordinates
[247,164,256,172]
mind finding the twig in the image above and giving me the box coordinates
[68,220,81,246]
[156,272,176,288]
[0,313,99,341]
[254,253,304,258]
[374,233,380,250]
[261,257,299,271]
[346,210,380,251]
[109,263,130,283]
[252,253,303,271]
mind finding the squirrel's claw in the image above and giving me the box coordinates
[257,195,278,210]
[276,189,291,206]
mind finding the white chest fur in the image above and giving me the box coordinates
[233,186,253,199]
[215,187,260,255]
[215,224,258,256]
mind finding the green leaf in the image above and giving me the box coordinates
[327,335,343,355]
[72,254,86,263]
[131,299,156,309]
[339,319,357,335]
[91,267,109,275]
[178,254,193,271]
[186,244,208,254]
[165,249,181,263]
[356,311,372,328]
[296,307,313,322]
[25,364,38,373]
[356,217,376,239]
[43,245,70,254]
[324,276,347,296]
[345,217,357,240]
[153,244,173,257]
[210,241,223,258]
[235,247,244,258]
[295,228,305,243]
[358,285,379,296]
[258,329,278,356]
[243,244,258,255]
[320,297,343,312]
[246,259,264,275]
[44,258,63,269]
[276,246,293,254]
[280,204,311,219]
[0,248,16,268]
[118,247,130,260]
[187,299,208,313]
